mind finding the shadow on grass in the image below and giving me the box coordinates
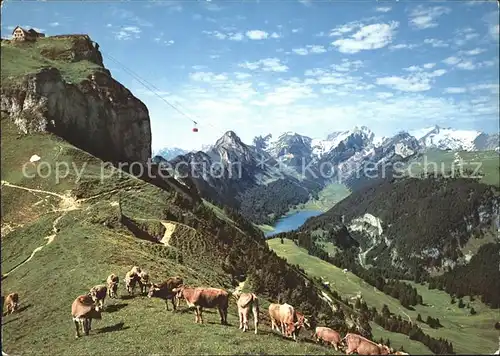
[106,303,128,313]
[97,322,130,334]
[120,295,136,300]
[1,316,20,326]
[2,304,32,318]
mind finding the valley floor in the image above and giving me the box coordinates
[267,238,499,355]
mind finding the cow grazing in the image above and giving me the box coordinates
[138,271,150,295]
[268,303,299,341]
[173,286,228,325]
[343,333,391,355]
[71,294,102,338]
[4,293,19,315]
[148,276,184,311]
[89,285,107,310]
[106,274,119,299]
[124,270,140,295]
[130,266,141,275]
[313,326,343,351]
[236,292,259,334]
[292,311,310,339]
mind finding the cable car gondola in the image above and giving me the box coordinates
[192,121,198,132]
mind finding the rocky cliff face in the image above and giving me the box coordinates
[1,36,151,163]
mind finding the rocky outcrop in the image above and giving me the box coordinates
[1,37,151,164]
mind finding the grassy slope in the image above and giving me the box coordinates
[1,37,102,87]
[1,115,341,354]
[267,239,499,355]
[404,149,499,187]
[292,183,352,212]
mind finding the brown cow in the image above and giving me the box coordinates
[106,274,119,299]
[4,293,19,315]
[236,292,259,334]
[124,270,140,295]
[172,285,228,325]
[343,333,391,355]
[148,276,184,311]
[71,294,102,338]
[313,326,342,351]
[268,303,299,340]
[292,311,310,339]
[137,271,150,295]
[89,285,107,310]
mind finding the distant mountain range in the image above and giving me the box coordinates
[152,125,498,224]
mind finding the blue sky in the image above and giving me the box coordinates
[2,0,499,151]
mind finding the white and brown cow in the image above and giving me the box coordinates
[172,285,228,325]
[130,266,141,275]
[236,292,259,334]
[71,294,102,338]
[106,274,119,299]
[89,285,107,310]
[137,271,150,295]
[4,293,19,315]
[313,326,343,351]
[343,333,392,355]
[148,276,184,311]
[124,270,140,295]
[268,303,299,340]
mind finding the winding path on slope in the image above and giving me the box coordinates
[3,213,66,277]
[1,180,140,276]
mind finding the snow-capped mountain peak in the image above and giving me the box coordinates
[410,125,482,151]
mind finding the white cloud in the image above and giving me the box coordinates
[389,43,419,50]
[292,48,309,55]
[456,61,476,70]
[409,5,451,30]
[49,22,59,27]
[376,92,394,99]
[189,71,229,82]
[444,87,467,94]
[234,72,252,80]
[332,22,398,54]
[239,58,288,72]
[292,45,327,55]
[491,24,499,38]
[442,55,495,71]
[229,32,244,41]
[292,28,302,33]
[203,30,245,41]
[114,26,141,40]
[246,30,269,40]
[423,63,436,69]
[329,22,362,37]
[252,82,316,106]
[270,32,281,39]
[331,59,364,72]
[442,56,461,65]
[376,68,447,92]
[375,7,392,13]
[423,38,449,48]
[463,48,486,56]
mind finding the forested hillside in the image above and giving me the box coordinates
[282,175,500,308]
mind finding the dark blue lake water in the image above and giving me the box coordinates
[265,210,323,238]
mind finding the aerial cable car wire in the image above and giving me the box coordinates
[103,52,225,135]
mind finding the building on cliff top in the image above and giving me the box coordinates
[11,26,45,41]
